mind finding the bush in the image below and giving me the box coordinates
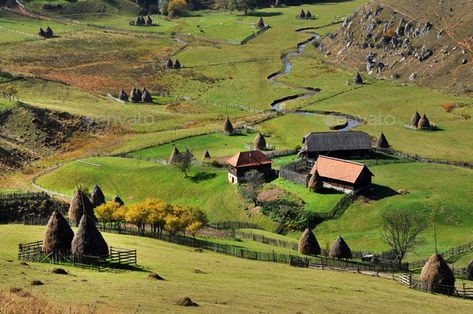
[168,0,188,17]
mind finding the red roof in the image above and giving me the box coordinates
[227,150,272,168]
[310,155,373,184]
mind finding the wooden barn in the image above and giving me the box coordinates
[227,150,272,184]
[299,131,371,159]
[309,155,373,194]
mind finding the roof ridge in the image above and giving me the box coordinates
[318,155,366,167]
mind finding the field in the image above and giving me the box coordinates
[1,224,473,313]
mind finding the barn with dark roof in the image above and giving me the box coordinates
[227,150,272,184]
[299,131,371,159]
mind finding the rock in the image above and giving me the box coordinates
[409,72,417,81]
[51,268,68,275]
[461,58,468,64]
[417,49,433,62]
[176,297,198,307]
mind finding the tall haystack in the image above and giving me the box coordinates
[329,237,352,259]
[466,259,473,280]
[142,88,153,103]
[256,17,265,28]
[136,16,143,25]
[203,150,211,159]
[113,195,124,206]
[376,132,390,149]
[354,72,364,84]
[130,88,140,103]
[90,184,106,209]
[298,228,321,256]
[135,88,143,100]
[299,9,306,19]
[71,214,109,257]
[169,146,181,163]
[43,211,74,253]
[223,117,234,135]
[68,187,96,226]
[418,114,431,129]
[411,111,421,127]
[420,253,455,294]
[174,59,181,69]
[118,89,128,101]
[253,133,266,149]
[146,15,153,25]
[45,26,53,38]
[38,28,46,37]
[307,173,322,192]
[306,10,312,19]
[165,58,174,69]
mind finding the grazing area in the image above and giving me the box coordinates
[1,224,473,313]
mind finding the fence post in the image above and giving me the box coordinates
[409,273,412,289]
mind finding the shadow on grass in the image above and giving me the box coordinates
[245,12,283,17]
[188,172,217,183]
[368,184,399,200]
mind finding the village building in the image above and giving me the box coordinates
[299,131,371,159]
[227,150,272,184]
[309,155,373,194]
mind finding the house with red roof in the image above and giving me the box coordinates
[309,155,373,194]
[227,150,272,184]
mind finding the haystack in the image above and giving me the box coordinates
[90,184,106,209]
[136,16,143,25]
[38,28,46,37]
[174,59,181,69]
[354,72,364,84]
[299,9,306,19]
[118,89,128,101]
[223,117,234,135]
[253,133,266,149]
[68,187,96,226]
[329,237,352,259]
[298,228,321,256]
[135,88,143,99]
[169,146,181,163]
[411,111,421,127]
[45,26,53,38]
[165,59,174,69]
[203,150,211,159]
[418,114,431,129]
[466,259,473,280]
[142,88,153,103]
[256,17,265,28]
[376,132,390,148]
[306,10,312,19]
[113,195,124,206]
[130,88,140,103]
[43,211,74,253]
[146,16,153,25]
[420,253,455,294]
[71,214,109,257]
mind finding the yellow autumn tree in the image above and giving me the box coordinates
[95,201,121,229]
[125,203,150,235]
[168,0,188,17]
[145,199,169,237]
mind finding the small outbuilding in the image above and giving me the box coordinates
[298,228,320,256]
[227,150,272,184]
[309,155,373,194]
[299,131,371,159]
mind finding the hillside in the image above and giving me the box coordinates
[323,0,473,95]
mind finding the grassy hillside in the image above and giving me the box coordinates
[1,224,473,313]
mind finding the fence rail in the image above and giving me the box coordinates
[408,241,473,270]
[399,273,473,299]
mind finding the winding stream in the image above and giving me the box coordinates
[268,30,362,131]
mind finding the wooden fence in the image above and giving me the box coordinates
[0,192,49,205]
[399,273,473,299]
[408,241,473,270]
[279,159,313,185]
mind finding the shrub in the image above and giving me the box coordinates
[441,103,456,112]
[168,0,188,17]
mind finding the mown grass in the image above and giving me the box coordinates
[34,157,276,229]
[2,224,473,313]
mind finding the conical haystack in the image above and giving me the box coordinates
[90,184,106,209]
[135,88,143,100]
[299,9,306,19]
[68,187,96,226]
[203,150,211,159]
[223,117,234,135]
[165,59,174,69]
[298,228,321,256]
[411,111,421,127]
[71,214,109,257]
[174,59,181,69]
[169,146,181,163]
[254,133,266,149]
[146,15,153,25]
[45,26,53,38]
[376,132,390,148]
[43,211,74,253]
[466,259,473,280]
[118,89,128,101]
[136,16,143,25]
[113,195,124,206]
[142,88,153,103]
[420,253,455,295]
[38,28,46,37]
[354,72,364,84]
[306,10,312,19]
[418,114,431,129]
[256,17,265,28]
[329,237,352,259]
[130,87,140,103]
